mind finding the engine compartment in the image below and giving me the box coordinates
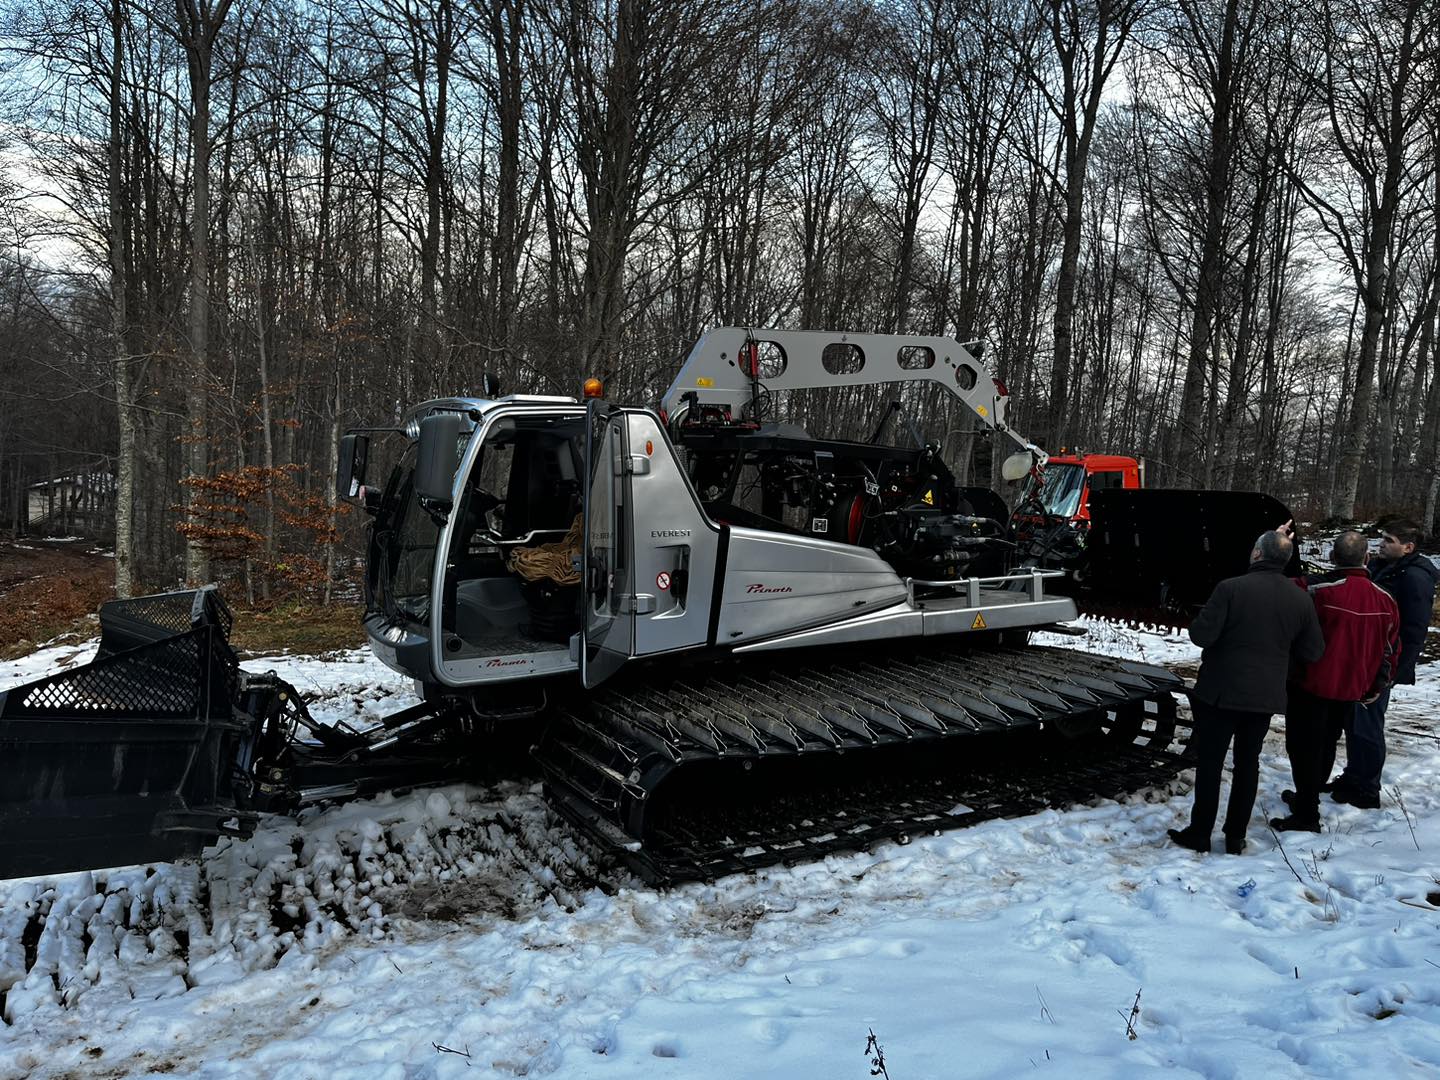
[673,408,1010,581]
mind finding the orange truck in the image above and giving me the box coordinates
[1014,451,1143,530]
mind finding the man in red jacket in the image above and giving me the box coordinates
[1270,531,1399,832]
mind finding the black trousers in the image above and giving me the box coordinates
[1284,687,1350,820]
[1187,701,1271,842]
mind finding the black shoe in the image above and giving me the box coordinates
[1280,789,1295,807]
[1224,836,1247,855]
[1332,789,1381,809]
[1320,780,1337,794]
[1269,814,1321,833]
[1167,827,1209,853]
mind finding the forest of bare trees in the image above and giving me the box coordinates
[0,0,1437,597]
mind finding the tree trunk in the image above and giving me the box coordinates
[417,0,453,378]
[489,0,525,365]
[177,0,231,585]
[246,213,277,598]
[1172,0,1242,487]
[109,0,135,597]
[1042,0,1137,449]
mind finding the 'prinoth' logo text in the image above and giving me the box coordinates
[746,583,793,594]
[651,528,691,538]
[486,657,530,668]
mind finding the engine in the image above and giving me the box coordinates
[675,414,1009,580]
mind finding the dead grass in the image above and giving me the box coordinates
[0,541,114,659]
[0,540,364,660]
[227,600,365,657]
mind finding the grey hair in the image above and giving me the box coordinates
[1253,530,1293,563]
[1332,530,1368,567]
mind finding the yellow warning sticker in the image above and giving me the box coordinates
[971,612,987,630]
[922,489,934,505]
[976,405,988,417]
[697,377,714,388]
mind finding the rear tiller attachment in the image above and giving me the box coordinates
[0,588,467,880]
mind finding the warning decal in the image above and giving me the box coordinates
[922,490,934,505]
[657,571,672,591]
[971,612,987,630]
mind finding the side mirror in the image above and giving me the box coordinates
[1001,451,1033,482]
[336,433,369,500]
[415,412,463,506]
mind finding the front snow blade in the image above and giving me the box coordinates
[0,588,260,880]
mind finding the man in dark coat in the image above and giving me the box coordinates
[1270,531,1399,832]
[1330,519,1437,808]
[1168,529,1324,854]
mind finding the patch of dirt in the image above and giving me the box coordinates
[228,600,364,657]
[0,540,364,659]
[0,540,115,659]
[397,874,525,923]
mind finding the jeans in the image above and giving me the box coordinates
[1187,701,1272,842]
[1338,685,1391,798]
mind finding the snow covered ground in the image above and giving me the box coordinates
[3,621,1439,1079]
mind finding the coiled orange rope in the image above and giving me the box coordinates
[507,514,584,585]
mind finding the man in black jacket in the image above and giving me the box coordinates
[1169,529,1325,854]
[1330,519,1438,808]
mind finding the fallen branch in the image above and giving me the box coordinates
[1388,786,1420,851]
[1268,827,1305,885]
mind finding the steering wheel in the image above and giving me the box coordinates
[463,490,507,545]
[1009,494,1064,564]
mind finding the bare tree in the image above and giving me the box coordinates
[1021,0,1148,447]
[108,0,137,596]
[1167,0,1265,485]
[172,0,233,583]
[547,0,731,378]
[1289,0,1439,517]
[870,0,952,333]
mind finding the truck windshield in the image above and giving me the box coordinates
[1021,463,1085,519]
[369,444,441,624]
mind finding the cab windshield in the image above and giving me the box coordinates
[1021,463,1085,519]
[368,444,442,623]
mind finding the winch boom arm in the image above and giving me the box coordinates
[660,327,1046,464]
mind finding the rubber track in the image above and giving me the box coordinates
[637,743,1188,882]
[535,644,1188,883]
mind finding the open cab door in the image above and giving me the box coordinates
[581,400,636,687]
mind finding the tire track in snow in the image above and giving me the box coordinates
[0,783,626,1025]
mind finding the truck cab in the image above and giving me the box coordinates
[1014,452,1142,533]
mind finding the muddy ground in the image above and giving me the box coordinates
[0,541,364,658]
